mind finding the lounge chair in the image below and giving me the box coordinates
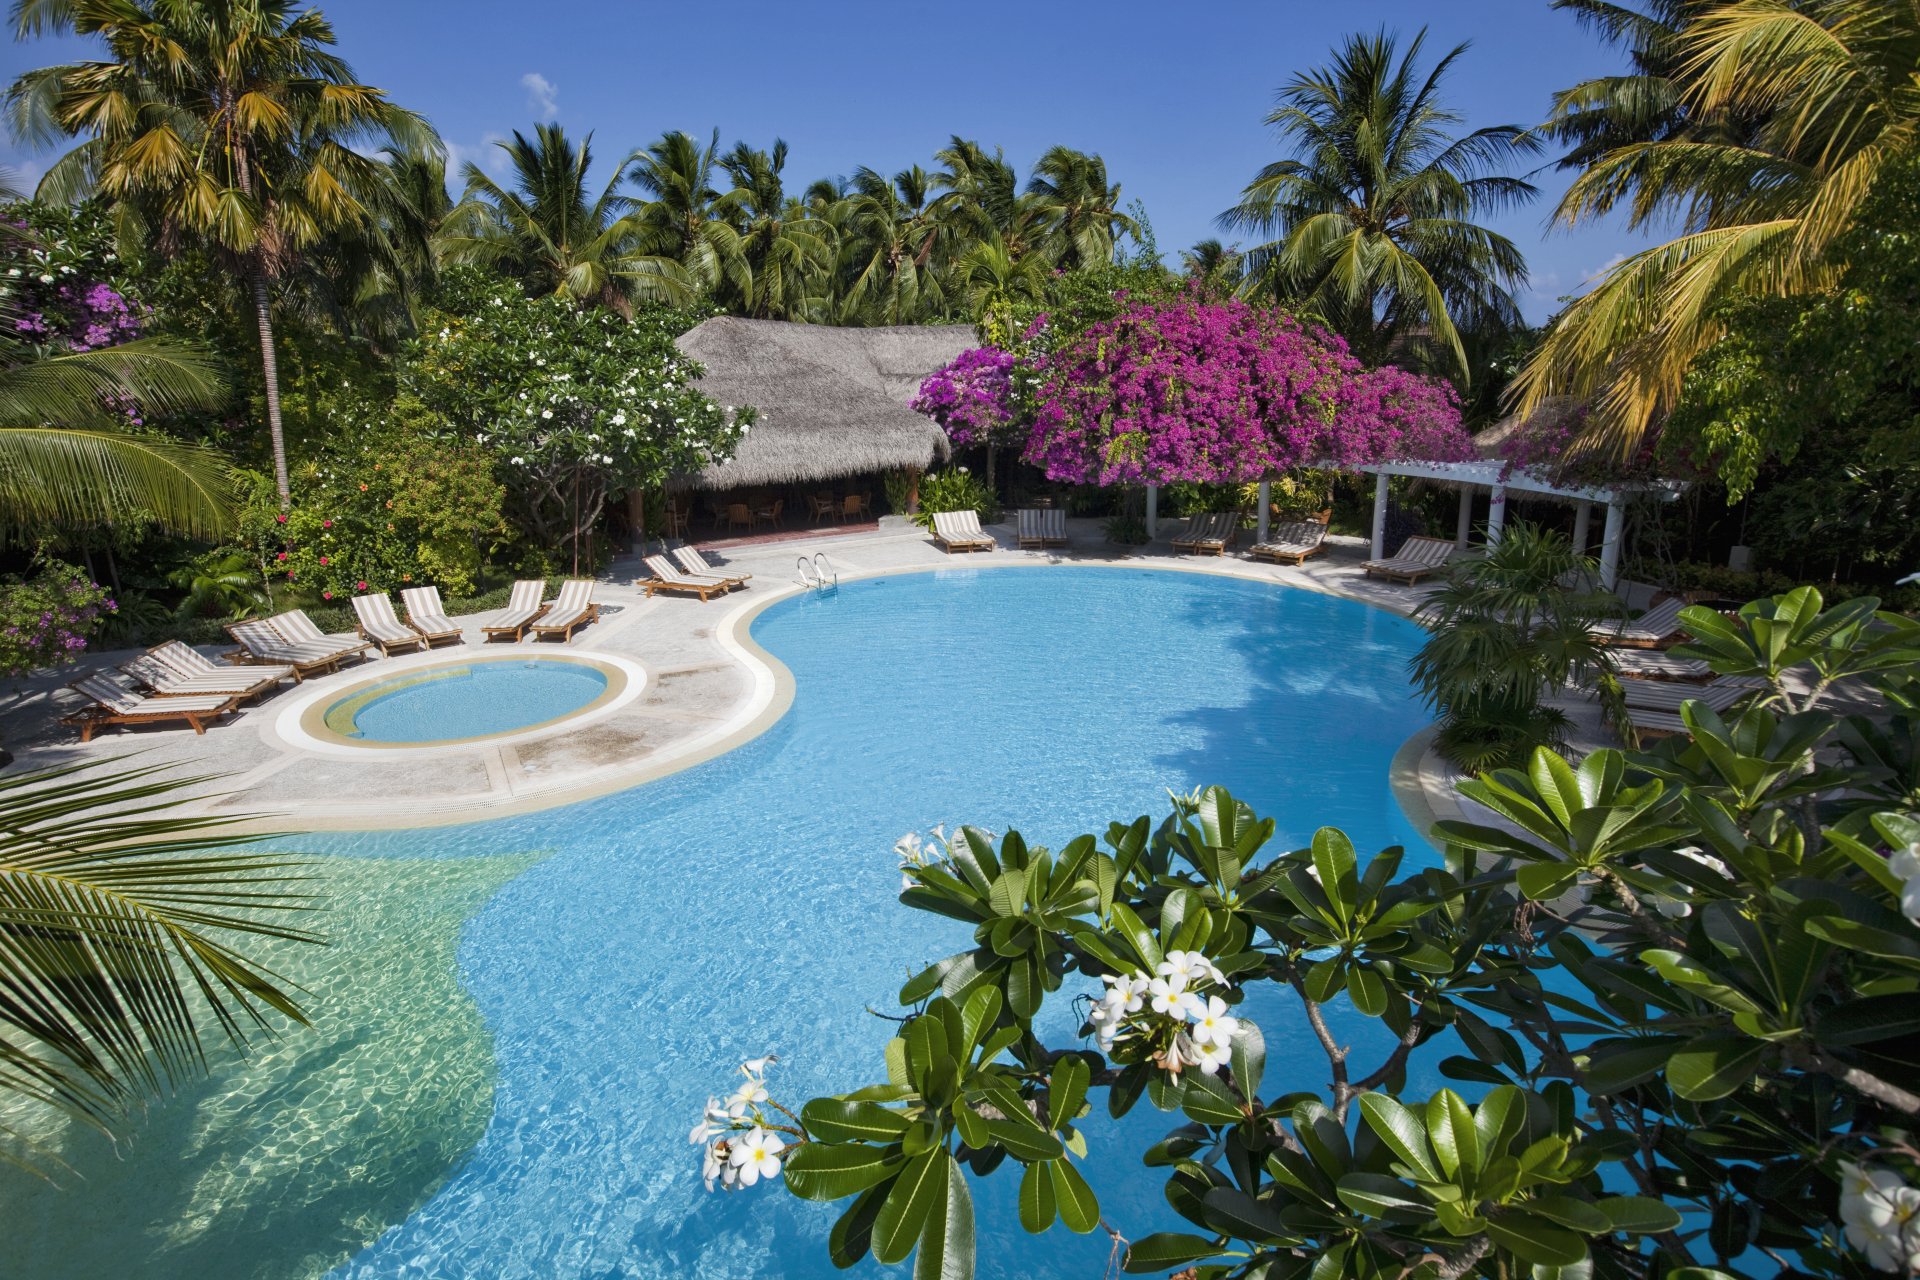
[273,610,376,660]
[1619,675,1768,714]
[350,593,427,657]
[1612,649,1715,682]
[531,579,600,640]
[1620,682,1768,741]
[483,579,550,642]
[1248,521,1329,566]
[119,646,285,705]
[1172,512,1237,556]
[1590,598,1691,650]
[400,586,465,647]
[673,546,750,587]
[1362,536,1457,584]
[642,554,734,601]
[147,638,295,688]
[931,510,995,554]
[1016,508,1069,549]
[63,674,239,741]
[226,620,362,681]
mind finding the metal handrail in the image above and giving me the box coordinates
[811,553,839,587]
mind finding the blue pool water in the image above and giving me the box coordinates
[330,659,609,742]
[300,566,1434,1278]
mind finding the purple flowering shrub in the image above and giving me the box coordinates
[13,281,142,352]
[910,347,1019,448]
[0,564,116,679]
[3,199,144,355]
[1021,295,1473,485]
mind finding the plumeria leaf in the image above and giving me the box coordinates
[1018,1157,1056,1233]
[801,1099,912,1145]
[872,1147,949,1265]
[1049,1157,1100,1233]
[782,1143,903,1201]
[1121,1232,1225,1273]
[1048,1056,1090,1132]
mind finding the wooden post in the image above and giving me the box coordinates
[906,468,921,515]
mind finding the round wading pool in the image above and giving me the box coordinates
[312,656,618,746]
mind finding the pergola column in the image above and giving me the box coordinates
[1370,472,1389,559]
[1145,484,1159,538]
[1599,498,1626,590]
[1256,479,1272,543]
[1454,486,1473,547]
[1571,501,1591,555]
[1487,484,1508,545]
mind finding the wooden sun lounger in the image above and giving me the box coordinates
[226,620,361,681]
[1619,675,1768,714]
[1590,598,1691,650]
[643,555,734,601]
[1172,512,1237,556]
[63,674,239,741]
[1612,649,1715,682]
[1362,536,1457,584]
[483,580,550,642]
[119,648,284,705]
[350,594,427,657]
[271,610,376,660]
[400,586,465,647]
[148,638,295,687]
[673,546,750,587]
[531,579,600,640]
[1016,508,1069,549]
[1248,521,1329,566]
[932,510,995,553]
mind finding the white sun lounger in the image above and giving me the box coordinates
[673,546,750,586]
[400,586,464,647]
[148,638,294,687]
[120,645,285,704]
[483,580,550,642]
[643,554,734,601]
[1016,508,1069,549]
[227,619,364,680]
[272,610,375,658]
[1362,536,1457,584]
[350,593,427,657]
[1612,649,1715,682]
[932,510,995,553]
[531,579,599,640]
[1172,512,1236,555]
[63,674,239,741]
[1590,598,1692,649]
[1619,675,1769,714]
[1248,521,1329,565]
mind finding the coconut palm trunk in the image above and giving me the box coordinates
[247,261,292,507]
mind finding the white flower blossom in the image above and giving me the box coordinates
[1890,844,1920,927]
[1840,1160,1920,1272]
[729,1128,785,1187]
[1190,995,1242,1046]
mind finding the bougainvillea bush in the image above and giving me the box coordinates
[0,562,114,679]
[1020,295,1472,486]
[910,347,1019,449]
[2,199,143,355]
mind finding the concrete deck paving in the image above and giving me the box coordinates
[1,517,1621,833]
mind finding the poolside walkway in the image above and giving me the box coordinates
[0,518,1615,833]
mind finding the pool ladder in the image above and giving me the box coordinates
[796,552,839,591]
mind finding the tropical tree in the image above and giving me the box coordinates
[439,123,689,314]
[1180,237,1245,293]
[933,137,1050,268]
[718,140,832,320]
[0,757,316,1166]
[1514,0,1920,456]
[628,128,750,301]
[1219,28,1538,376]
[834,166,952,324]
[1541,0,1703,173]
[8,0,441,506]
[1025,144,1136,270]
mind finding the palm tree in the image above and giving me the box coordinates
[9,0,441,506]
[1542,0,1704,174]
[933,137,1050,267]
[1181,238,1246,293]
[1026,145,1137,270]
[1219,29,1539,376]
[1513,0,1920,456]
[953,230,1051,336]
[440,124,689,314]
[0,757,316,1165]
[718,140,832,320]
[835,166,953,324]
[629,128,750,301]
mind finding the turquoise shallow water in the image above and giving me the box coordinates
[289,565,1434,1278]
[332,659,609,742]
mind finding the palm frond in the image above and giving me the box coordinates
[0,424,236,538]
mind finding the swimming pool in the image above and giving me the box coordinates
[299,654,626,748]
[4,566,1437,1279]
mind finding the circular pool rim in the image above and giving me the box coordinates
[273,650,649,757]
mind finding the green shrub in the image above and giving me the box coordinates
[911,467,998,529]
[0,561,114,679]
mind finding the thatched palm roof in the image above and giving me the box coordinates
[673,317,974,489]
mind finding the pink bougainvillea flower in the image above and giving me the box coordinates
[355,580,368,591]
[276,513,288,524]
[318,556,330,566]
[322,519,333,529]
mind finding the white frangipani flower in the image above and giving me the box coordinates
[1890,844,1920,927]
[1840,1160,1920,1273]
[728,1128,785,1186]
[1190,995,1242,1046]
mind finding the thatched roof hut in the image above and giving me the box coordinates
[672,316,975,490]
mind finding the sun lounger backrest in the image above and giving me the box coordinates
[274,610,328,644]
[952,510,987,538]
[1017,509,1038,541]
[1045,509,1065,540]
[645,554,689,583]
[401,586,445,619]
[232,619,288,653]
[352,593,405,634]
[507,580,546,613]
[152,639,218,677]
[120,653,176,688]
[75,674,142,713]
[551,579,592,614]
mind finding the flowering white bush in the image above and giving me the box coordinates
[1087,949,1247,1076]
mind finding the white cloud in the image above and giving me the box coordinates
[445,132,512,181]
[1584,252,1630,281]
[520,72,558,122]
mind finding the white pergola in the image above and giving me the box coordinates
[1143,461,1681,591]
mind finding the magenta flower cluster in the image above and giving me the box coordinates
[0,572,116,679]
[1003,295,1470,485]
[14,282,142,352]
[910,346,1019,447]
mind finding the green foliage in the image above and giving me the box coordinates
[0,559,113,680]
[167,547,265,621]
[1410,524,1626,770]
[764,606,1920,1276]
[881,469,916,517]
[911,468,997,528]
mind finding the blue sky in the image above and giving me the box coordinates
[0,0,1643,322]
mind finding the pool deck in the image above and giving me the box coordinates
[0,518,1616,835]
